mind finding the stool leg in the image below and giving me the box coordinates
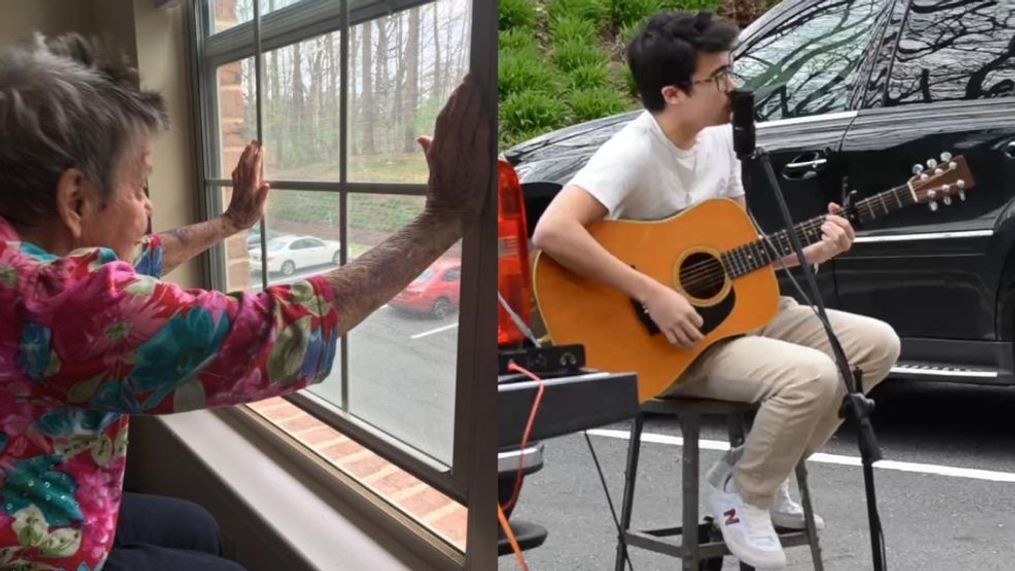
[681,414,701,571]
[614,415,644,571]
[795,462,824,571]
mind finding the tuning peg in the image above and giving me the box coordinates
[927,158,938,169]
[940,151,953,162]
[957,179,966,189]
[934,168,944,176]
[948,161,957,170]
[920,173,929,181]
[943,195,953,206]
[959,190,967,201]
[928,189,937,200]
[913,164,925,175]
[929,201,939,212]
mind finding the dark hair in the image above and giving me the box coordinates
[0,33,168,228]
[626,11,739,112]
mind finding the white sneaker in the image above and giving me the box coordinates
[710,472,786,569]
[706,450,825,532]
[771,479,825,531]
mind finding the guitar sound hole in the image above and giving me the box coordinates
[679,253,725,300]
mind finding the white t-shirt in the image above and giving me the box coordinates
[568,111,745,221]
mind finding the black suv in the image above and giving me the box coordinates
[502,0,1015,386]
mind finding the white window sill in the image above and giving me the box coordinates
[126,408,461,570]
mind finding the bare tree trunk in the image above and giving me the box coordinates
[432,3,441,100]
[350,27,359,156]
[327,33,337,156]
[376,19,390,153]
[292,41,305,165]
[268,0,281,164]
[402,7,420,153]
[311,40,324,158]
[393,12,405,150]
[362,22,375,154]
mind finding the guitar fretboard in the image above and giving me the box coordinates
[721,184,914,277]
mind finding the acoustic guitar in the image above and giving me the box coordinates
[533,154,975,402]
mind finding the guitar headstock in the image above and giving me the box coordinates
[908,153,975,211]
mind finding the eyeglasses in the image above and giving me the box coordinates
[691,65,738,94]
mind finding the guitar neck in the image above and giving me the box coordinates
[722,183,915,277]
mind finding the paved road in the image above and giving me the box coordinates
[254,263,461,465]
[501,380,1015,570]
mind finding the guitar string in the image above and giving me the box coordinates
[662,182,923,291]
[676,217,826,290]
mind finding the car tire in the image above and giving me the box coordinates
[281,260,296,276]
[432,297,453,319]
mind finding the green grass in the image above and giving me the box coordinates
[497,0,759,150]
[265,153,426,233]
[272,152,428,185]
[500,0,538,30]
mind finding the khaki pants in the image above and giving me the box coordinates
[663,296,900,508]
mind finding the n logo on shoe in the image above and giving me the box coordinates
[724,508,740,525]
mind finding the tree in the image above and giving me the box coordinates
[361,21,375,154]
[403,7,421,152]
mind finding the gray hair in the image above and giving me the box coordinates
[0,33,169,228]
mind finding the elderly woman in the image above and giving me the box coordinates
[0,33,490,570]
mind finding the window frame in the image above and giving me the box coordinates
[185,0,496,563]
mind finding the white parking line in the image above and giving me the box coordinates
[587,428,1015,483]
[410,323,459,340]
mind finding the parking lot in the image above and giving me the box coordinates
[252,256,463,464]
[502,380,1015,570]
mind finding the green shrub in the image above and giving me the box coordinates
[564,63,609,90]
[501,90,569,135]
[499,0,537,30]
[500,28,540,54]
[499,50,557,97]
[552,40,608,72]
[567,87,629,122]
[546,0,609,25]
[611,0,658,29]
[550,16,598,45]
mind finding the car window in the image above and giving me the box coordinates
[413,268,436,284]
[268,240,287,252]
[443,268,461,282]
[735,0,891,121]
[305,238,324,248]
[885,0,1015,104]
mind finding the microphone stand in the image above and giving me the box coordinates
[732,91,887,571]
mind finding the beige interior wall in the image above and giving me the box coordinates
[0,0,96,42]
[91,0,138,66]
[131,0,203,287]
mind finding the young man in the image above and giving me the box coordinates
[532,11,900,568]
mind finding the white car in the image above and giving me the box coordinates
[250,235,342,276]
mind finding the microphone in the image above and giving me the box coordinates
[730,88,756,160]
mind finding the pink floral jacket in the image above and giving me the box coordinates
[0,216,338,570]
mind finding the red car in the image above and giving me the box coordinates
[389,258,462,318]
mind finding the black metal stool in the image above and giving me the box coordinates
[614,397,824,570]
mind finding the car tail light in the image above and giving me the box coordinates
[498,159,531,346]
